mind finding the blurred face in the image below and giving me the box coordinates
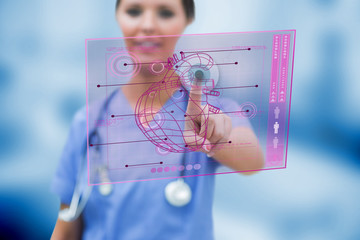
[116,0,190,64]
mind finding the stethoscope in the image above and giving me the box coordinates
[164,156,192,207]
[59,89,192,222]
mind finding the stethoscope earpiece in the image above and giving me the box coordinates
[98,166,113,196]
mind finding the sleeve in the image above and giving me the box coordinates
[207,97,253,169]
[50,106,87,205]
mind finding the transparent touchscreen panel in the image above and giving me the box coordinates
[86,30,295,184]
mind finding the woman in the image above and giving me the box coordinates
[51,0,264,239]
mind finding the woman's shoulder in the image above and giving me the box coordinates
[72,105,87,125]
[71,96,109,130]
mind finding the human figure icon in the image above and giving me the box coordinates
[274,106,280,119]
[273,137,279,149]
[274,122,279,134]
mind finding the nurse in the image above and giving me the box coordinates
[51,0,264,239]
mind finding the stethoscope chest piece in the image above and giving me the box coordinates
[165,178,192,207]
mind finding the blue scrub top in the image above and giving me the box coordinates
[51,88,249,240]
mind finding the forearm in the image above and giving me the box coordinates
[211,126,264,174]
[51,204,83,240]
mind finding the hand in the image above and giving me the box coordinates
[183,85,232,157]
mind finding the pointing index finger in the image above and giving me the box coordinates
[186,70,205,117]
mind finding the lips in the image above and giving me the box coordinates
[133,40,161,50]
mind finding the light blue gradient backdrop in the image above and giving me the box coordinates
[0,0,359,239]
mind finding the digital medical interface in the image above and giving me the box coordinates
[86,30,296,184]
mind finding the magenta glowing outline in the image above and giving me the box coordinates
[135,52,218,153]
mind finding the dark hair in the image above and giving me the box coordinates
[116,0,195,21]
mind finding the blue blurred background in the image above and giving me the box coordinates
[0,0,359,239]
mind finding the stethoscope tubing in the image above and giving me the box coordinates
[59,89,192,221]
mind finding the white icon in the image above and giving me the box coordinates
[274,106,280,119]
[273,137,279,149]
[274,122,279,134]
